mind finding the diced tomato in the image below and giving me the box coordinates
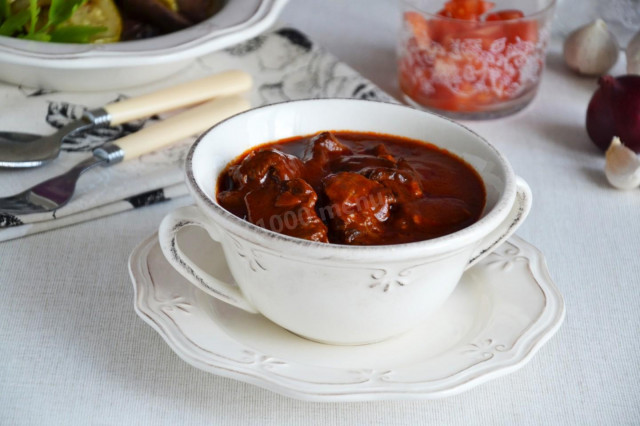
[405,11,430,41]
[427,18,470,43]
[485,9,525,21]
[443,21,506,49]
[399,0,540,113]
[483,8,537,42]
[507,20,538,42]
[437,0,495,21]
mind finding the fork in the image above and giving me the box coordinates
[0,95,249,215]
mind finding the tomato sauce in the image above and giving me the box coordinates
[217,131,485,245]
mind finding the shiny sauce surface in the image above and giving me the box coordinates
[216,131,486,245]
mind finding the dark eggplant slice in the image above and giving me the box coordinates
[177,0,225,24]
[119,0,193,33]
[120,18,162,41]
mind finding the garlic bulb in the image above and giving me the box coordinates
[627,29,640,75]
[564,19,620,76]
[605,137,640,190]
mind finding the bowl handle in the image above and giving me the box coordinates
[466,176,532,269]
[158,205,259,313]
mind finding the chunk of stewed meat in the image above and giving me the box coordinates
[230,149,303,188]
[367,167,423,203]
[216,188,247,218]
[370,144,397,163]
[322,172,396,245]
[245,177,328,242]
[303,131,352,163]
[394,197,473,237]
[330,154,397,174]
[302,132,352,187]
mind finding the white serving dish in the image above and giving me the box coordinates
[130,228,565,401]
[0,0,288,91]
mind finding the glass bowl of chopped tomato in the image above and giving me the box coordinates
[398,0,556,119]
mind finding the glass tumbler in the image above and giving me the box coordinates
[398,0,556,119]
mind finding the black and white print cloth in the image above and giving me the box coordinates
[0,27,393,242]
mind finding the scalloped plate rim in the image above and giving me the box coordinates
[129,232,565,402]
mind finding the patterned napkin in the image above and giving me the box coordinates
[0,27,393,242]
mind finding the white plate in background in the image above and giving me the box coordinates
[0,0,288,91]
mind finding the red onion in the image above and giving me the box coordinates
[586,75,640,153]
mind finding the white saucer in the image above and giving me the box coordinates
[129,228,564,402]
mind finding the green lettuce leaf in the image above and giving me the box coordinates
[20,31,51,41]
[50,25,106,43]
[48,0,88,27]
[28,0,40,34]
[0,0,104,43]
[0,9,30,36]
[0,0,9,21]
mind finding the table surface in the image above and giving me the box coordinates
[2,1,639,424]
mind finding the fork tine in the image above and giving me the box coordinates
[0,191,50,214]
[0,156,102,215]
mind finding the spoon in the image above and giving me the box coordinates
[0,70,252,168]
[0,95,249,215]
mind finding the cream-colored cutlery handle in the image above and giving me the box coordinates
[103,70,252,126]
[113,95,250,161]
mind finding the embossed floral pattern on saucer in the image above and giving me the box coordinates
[129,228,564,401]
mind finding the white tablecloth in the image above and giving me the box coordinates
[1,0,639,424]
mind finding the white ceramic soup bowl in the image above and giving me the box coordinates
[159,99,532,345]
